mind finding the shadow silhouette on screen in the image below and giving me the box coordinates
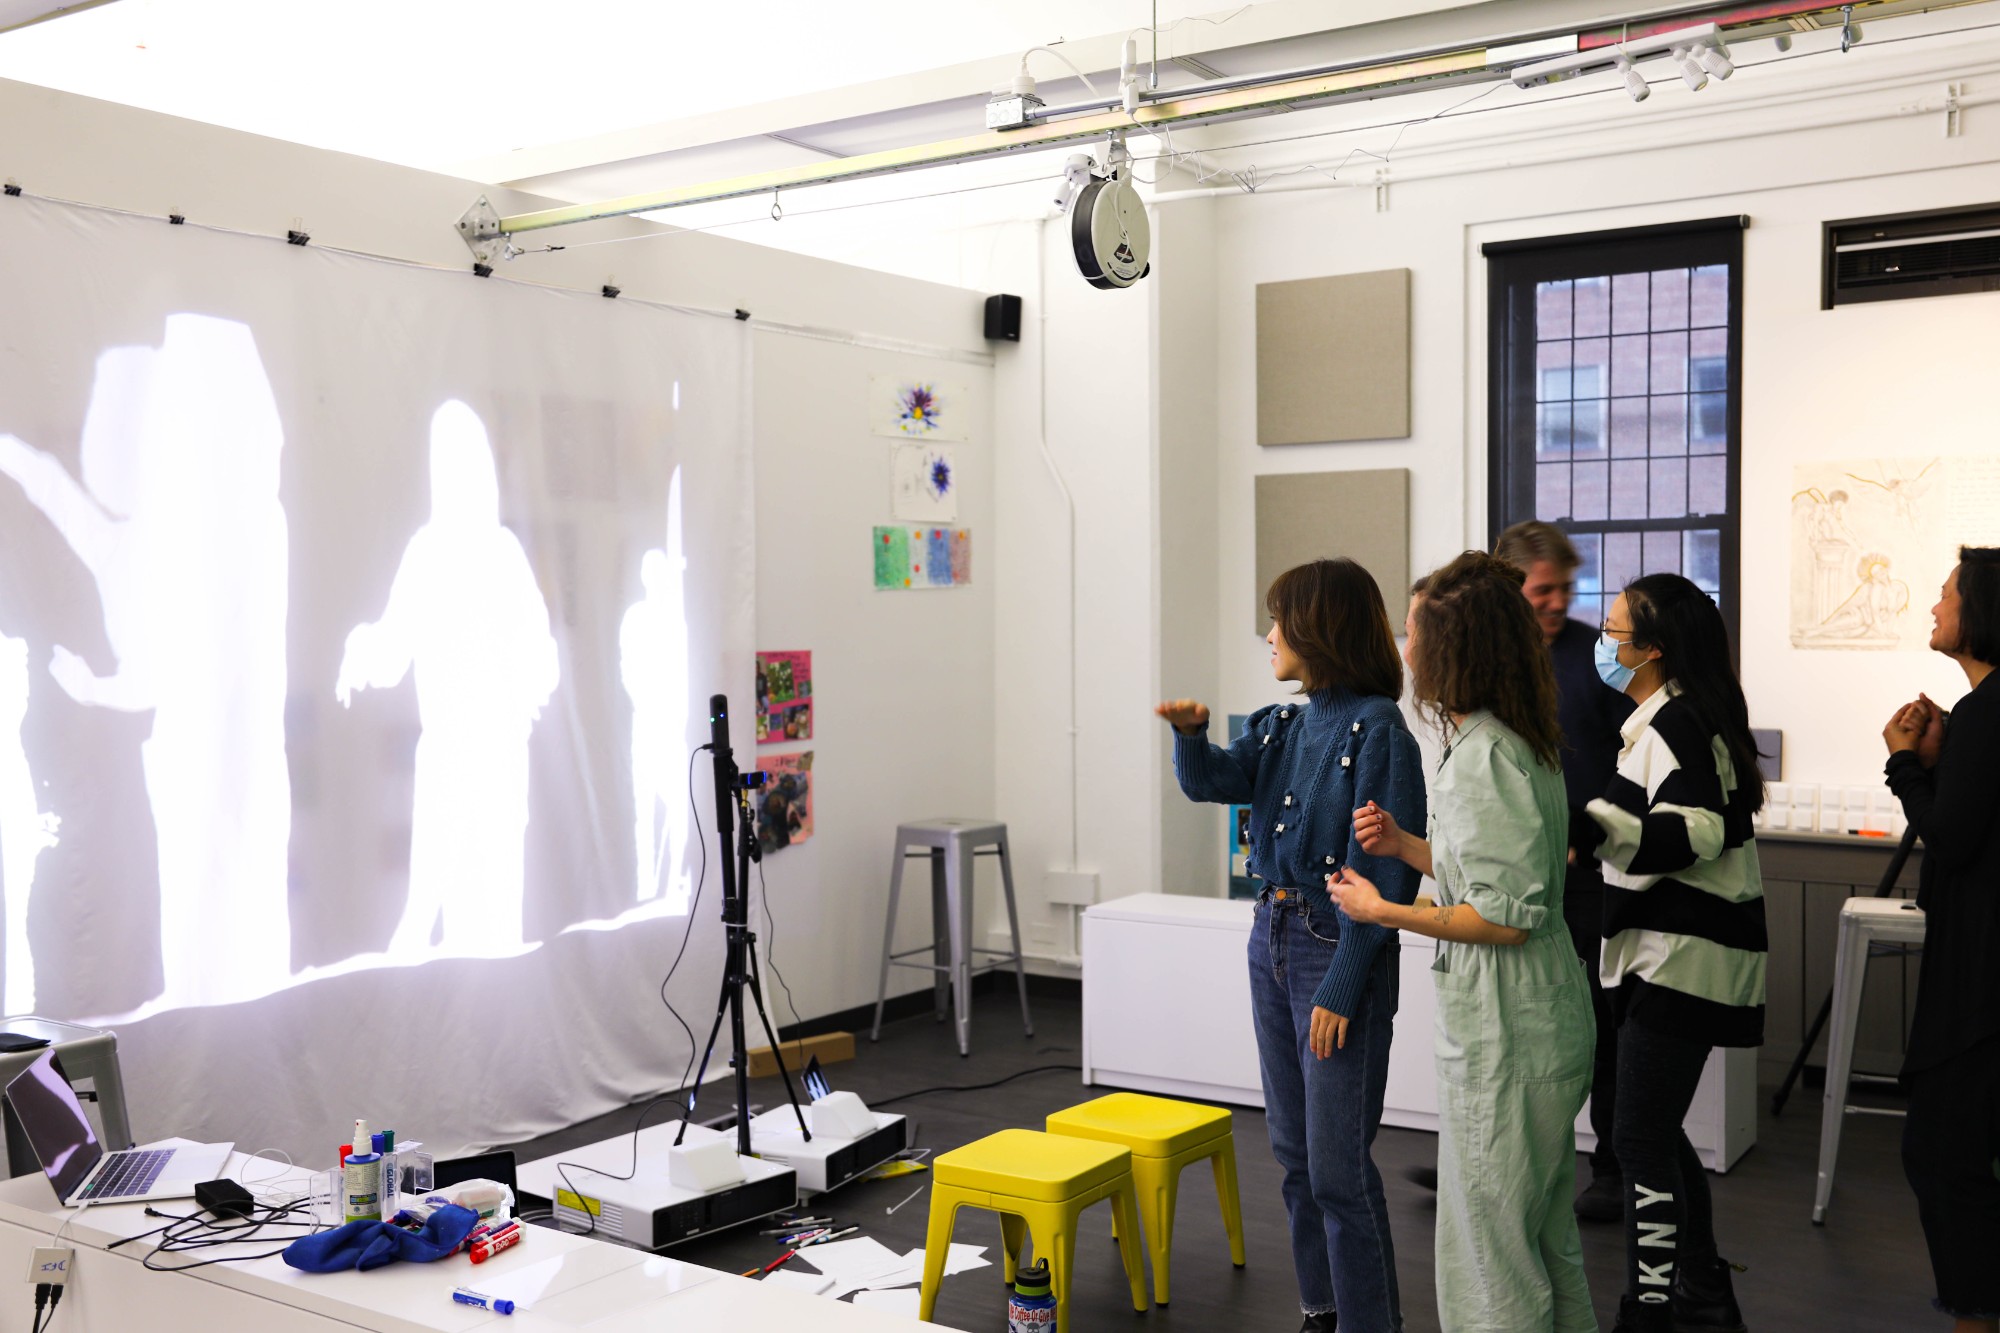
[0,634,59,1013]
[336,401,558,957]
[0,315,291,1009]
[619,467,692,914]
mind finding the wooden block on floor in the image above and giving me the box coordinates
[747,1031,854,1079]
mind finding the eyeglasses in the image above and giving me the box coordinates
[1601,623,1636,641]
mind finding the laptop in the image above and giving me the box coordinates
[3,1050,233,1207]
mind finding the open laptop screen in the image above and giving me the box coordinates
[3,1051,102,1203]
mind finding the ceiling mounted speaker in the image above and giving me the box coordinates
[1069,174,1152,290]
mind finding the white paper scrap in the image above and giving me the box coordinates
[797,1235,911,1287]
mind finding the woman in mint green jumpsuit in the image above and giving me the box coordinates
[1331,553,1597,1333]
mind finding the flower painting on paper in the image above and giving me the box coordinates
[871,373,970,443]
[891,443,958,522]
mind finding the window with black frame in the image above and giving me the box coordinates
[1486,218,1745,636]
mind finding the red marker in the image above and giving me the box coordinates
[469,1222,522,1264]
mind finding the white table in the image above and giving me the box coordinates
[0,1154,949,1332]
[1081,893,1756,1172]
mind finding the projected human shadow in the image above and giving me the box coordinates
[0,634,59,1014]
[0,316,293,1010]
[619,467,692,912]
[336,401,558,956]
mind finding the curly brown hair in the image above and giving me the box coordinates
[1409,551,1563,769]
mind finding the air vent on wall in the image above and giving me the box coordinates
[1823,203,2000,309]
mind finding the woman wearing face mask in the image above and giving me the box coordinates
[1583,575,1765,1333]
[1158,557,1425,1333]
[1881,547,2000,1333]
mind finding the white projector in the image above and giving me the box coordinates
[746,1094,908,1196]
[517,1119,797,1249]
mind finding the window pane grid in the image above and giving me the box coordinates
[1511,253,1737,628]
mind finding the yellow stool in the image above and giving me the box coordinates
[1046,1092,1246,1306]
[920,1128,1148,1329]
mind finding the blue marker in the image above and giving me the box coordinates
[451,1287,515,1315]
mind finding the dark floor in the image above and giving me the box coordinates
[508,992,1932,1331]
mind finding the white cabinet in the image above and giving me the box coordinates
[1081,893,1756,1172]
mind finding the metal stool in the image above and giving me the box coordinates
[0,1016,135,1176]
[1812,896,1925,1224]
[870,819,1032,1057]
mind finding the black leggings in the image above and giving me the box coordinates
[1612,1019,1716,1306]
[1903,1032,2000,1320]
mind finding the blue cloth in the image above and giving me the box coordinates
[1249,891,1402,1329]
[282,1203,481,1273]
[1172,687,1425,1016]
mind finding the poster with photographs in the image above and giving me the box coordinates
[756,751,813,855]
[756,650,812,742]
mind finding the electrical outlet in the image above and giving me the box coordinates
[28,1247,71,1285]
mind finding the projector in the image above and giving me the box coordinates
[517,1120,797,1250]
[747,1095,908,1196]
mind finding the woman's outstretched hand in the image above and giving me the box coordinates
[1155,699,1210,736]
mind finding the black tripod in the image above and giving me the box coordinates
[677,693,810,1154]
[1769,821,1922,1116]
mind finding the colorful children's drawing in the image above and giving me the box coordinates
[872,526,972,590]
[891,443,958,522]
[870,374,970,442]
[756,751,813,855]
[755,651,813,743]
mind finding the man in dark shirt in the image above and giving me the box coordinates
[1496,521,1636,1221]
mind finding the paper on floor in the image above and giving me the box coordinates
[762,1268,835,1296]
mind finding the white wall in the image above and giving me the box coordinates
[0,77,997,1143]
[630,14,2000,905]
[1200,35,2000,799]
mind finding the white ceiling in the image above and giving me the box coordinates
[0,0,1239,170]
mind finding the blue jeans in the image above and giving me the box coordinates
[1249,890,1402,1331]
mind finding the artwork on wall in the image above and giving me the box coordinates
[1252,469,1409,634]
[872,525,972,590]
[1255,269,1412,446]
[871,374,970,442]
[756,750,813,855]
[756,650,813,743]
[891,443,958,522]
[1790,456,2000,650]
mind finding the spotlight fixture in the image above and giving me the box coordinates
[1616,54,1650,102]
[1773,33,1794,52]
[1511,21,1732,96]
[1840,6,1863,52]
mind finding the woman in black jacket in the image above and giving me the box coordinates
[1882,545,2000,1333]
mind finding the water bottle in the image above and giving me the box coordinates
[1006,1259,1057,1332]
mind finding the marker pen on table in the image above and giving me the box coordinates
[451,1287,516,1315]
[470,1222,523,1264]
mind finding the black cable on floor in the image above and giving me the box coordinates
[870,1064,1083,1108]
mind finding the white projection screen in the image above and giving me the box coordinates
[0,196,754,1160]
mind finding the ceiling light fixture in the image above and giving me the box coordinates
[1616,53,1650,102]
[1512,21,1731,96]
[1840,5,1864,52]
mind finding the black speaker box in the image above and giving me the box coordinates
[983,293,1023,342]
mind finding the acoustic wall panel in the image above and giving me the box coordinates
[1256,269,1411,446]
[1253,469,1410,634]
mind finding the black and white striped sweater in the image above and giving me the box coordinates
[1586,685,1766,1048]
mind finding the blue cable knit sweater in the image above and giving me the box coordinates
[1173,687,1427,1016]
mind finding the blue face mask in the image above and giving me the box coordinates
[1595,632,1637,691]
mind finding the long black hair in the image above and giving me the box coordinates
[1623,573,1765,814]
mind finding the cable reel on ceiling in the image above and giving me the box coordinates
[1061,136,1151,291]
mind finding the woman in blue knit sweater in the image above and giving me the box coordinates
[1158,558,1426,1333]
